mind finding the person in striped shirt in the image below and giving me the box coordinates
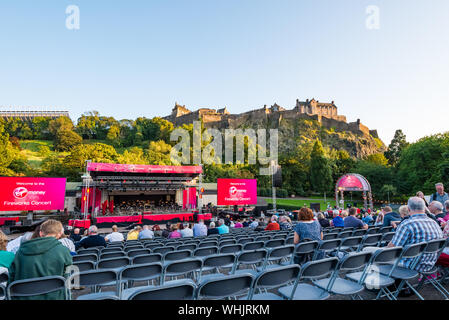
[388,196,443,272]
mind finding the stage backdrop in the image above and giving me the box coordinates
[217,179,257,206]
[0,177,66,211]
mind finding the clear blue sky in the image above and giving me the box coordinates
[1,0,448,145]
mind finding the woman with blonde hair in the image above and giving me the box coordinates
[0,230,15,269]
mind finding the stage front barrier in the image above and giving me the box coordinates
[0,217,20,226]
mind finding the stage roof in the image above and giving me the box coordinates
[87,163,202,175]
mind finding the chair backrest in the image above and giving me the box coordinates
[73,261,96,272]
[338,230,353,239]
[340,236,363,248]
[219,240,237,246]
[380,226,394,234]
[367,227,380,234]
[127,249,152,258]
[128,279,196,300]
[193,246,218,257]
[177,244,197,251]
[77,248,99,255]
[352,229,367,237]
[145,243,163,250]
[163,258,203,278]
[73,254,98,263]
[0,284,5,300]
[100,252,126,260]
[243,241,264,251]
[238,238,253,245]
[124,245,144,252]
[299,257,339,281]
[67,269,118,294]
[381,232,396,243]
[202,254,236,269]
[164,250,192,261]
[7,276,67,300]
[401,242,428,259]
[132,253,163,265]
[199,241,218,248]
[0,272,9,283]
[268,245,295,260]
[101,247,124,254]
[371,246,403,265]
[318,239,342,251]
[153,246,176,255]
[235,249,267,270]
[255,236,271,242]
[285,237,294,244]
[323,233,338,240]
[338,251,373,272]
[196,273,254,300]
[219,244,243,254]
[97,257,130,270]
[362,234,382,246]
[424,239,447,254]
[119,263,163,283]
[265,239,285,248]
[294,241,319,255]
[249,265,300,299]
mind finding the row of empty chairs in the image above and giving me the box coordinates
[4,237,449,300]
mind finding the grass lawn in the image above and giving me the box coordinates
[264,197,339,211]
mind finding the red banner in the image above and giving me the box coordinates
[217,179,257,206]
[0,177,66,211]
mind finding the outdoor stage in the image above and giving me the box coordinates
[69,212,213,229]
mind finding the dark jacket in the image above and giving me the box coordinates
[8,237,73,300]
[75,235,106,250]
[207,228,219,236]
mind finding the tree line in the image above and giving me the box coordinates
[1,111,448,201]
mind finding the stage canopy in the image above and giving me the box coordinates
[335,173,373,210]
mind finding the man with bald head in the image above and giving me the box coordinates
[388,197,443,272]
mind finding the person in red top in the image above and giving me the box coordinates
[265,215,280,231]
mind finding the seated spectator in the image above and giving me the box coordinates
[0,230,14,269]
[344,207,368,229]
[391,205,410,229]
[279,215,293,230]
[443,200,449,221]
[331,212,345,228]
[168,225,182,239]
[180,223,193,238]
[382,206,401,227]
[265,215,280,231]
[234,219,243,228]
[8,219,72,300]
[105,225,124,243]
[58,230,76,255]
[162,223,171,238]
[138,225,154,240]
[193,219,208,237]
[375,211,384,226]
[249,218,259,229]
[152,225,163,237]
[216,219,229,234]
[242,219,249,228]
[126,226,142,241]
[70,228,82,242]
[428,201,444,224]
[294,207,323,244]
[207,222,220,236]
[317,213,330,228]
[388,197,443,297]
[224,215,231,227]
[75,225,107,250]
[362,212,374,225]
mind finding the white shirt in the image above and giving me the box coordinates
[59,238,75,252]
[180,228,193,238]
[105,232,124,242]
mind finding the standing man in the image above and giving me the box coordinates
[430,183,449,213]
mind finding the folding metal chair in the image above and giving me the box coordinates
[7,276,67,300]
[126,279,196,300]
[196,273,254,300]
[67,269,120,300]
[118,262,163,299]
[162,258,203,284]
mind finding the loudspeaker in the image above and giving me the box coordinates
[273,166,282,188]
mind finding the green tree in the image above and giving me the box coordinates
[365,153,389,166]
[385,129,408,166]
[0,124,17,176]
[146,140,172,165]
[309,139,333,195]
[48,116,74,138]
[379,184,397,202]
[54,130,83,152]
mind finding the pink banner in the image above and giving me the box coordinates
[0,177,66,212]
[217,179,257,206]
